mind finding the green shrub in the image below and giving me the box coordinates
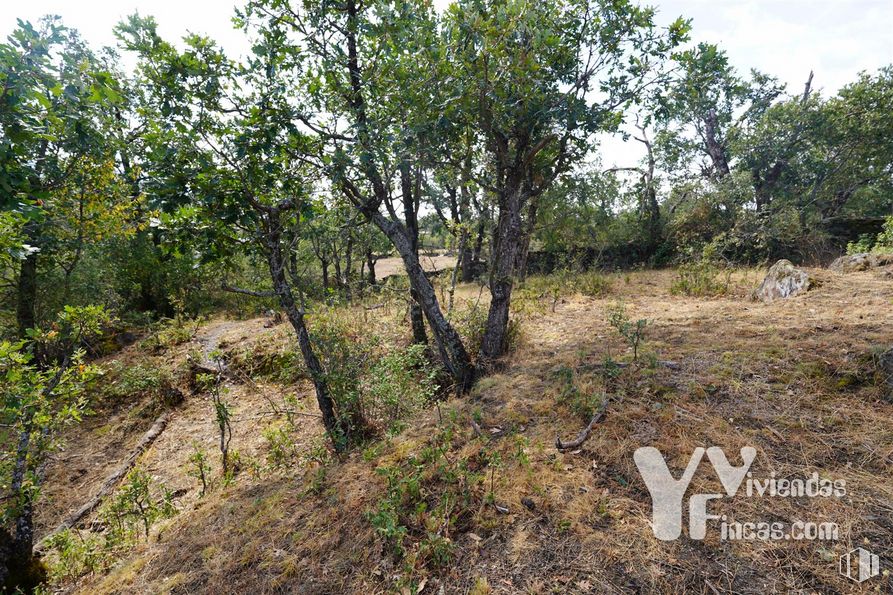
[846,234,875,255]
[671,260,731,297]
[847,216,893,255]
[452,304,488,359]
[139,316,201,352]
[101,468,176,541]
[187,444,212,496]
[873,216,893,253]
[551,365,602,420]
[607,302,648,361]
[367,343,439,433]
[44,529,109,581]
[574,271,612,297]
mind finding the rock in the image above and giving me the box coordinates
[751,259,814,303]
[829,252,893,273]
[829,253,872,273]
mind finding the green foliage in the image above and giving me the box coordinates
[1,307,109,526]
[103,361,174,406]
[875,217,893,253]
[575,272,613,297]
[671,259,731,297]
[366,425,475,579]
[263,423,301,471]
[310,312,368,442]
[366,344,439,434]
[139,315,201,352]
[851,215,893,254]
[101,468,175,540]
[44,528,109,581]
[551,365,602,420]
[196,372,233,478]
[607,303,648,362]
[186,444,211,496]
[846,234,875,255]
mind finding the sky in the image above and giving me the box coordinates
[2,0,891,168]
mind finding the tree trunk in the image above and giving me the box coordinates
[409,290,428,345]
[16,224,39,337]
[481,183,525,364]
[343,234,354,302]
[644,184,661,255]
[261,216,345,449]
[368,212,475,391]
[468,217,486,282]
[332,249,343,292]
[515,197,538,281]
[340,0,472,390]
[365,249,376,286]
[703,108,731,179]
[321,259,330,291]
[9,426,34,575]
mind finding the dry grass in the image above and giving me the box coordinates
[38,264,893,593]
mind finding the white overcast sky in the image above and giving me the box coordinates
[2,0,891,168]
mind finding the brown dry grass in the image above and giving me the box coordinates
[39,264,893,594]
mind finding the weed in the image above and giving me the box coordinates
[102,468,175,541]
[671,260,731,297]
[187,444,211,496]
[575,271,612,297]
[551,365,602,419]
[607,302,648,361]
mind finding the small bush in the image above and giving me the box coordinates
[101,468,176,541]
[139,316,201,352]
[575,271,612,297]
[452,304,488,359]
[846,234,875,255]
[873,216,893,253]
[44,529,109,580]
[671,260,731,297]
[607,302,648,362]
[186,444,211,496]
[551,365,602,420]
[366,343,439,433]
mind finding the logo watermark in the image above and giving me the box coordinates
[839,548,880,583]
[633,446,844,541]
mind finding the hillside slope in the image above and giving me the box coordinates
[37,267,893,593]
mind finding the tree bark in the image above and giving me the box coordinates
[481,180,525,365]
[703,108,731,179]
[343,233,354,302]
[515,196,539,281]
[321,259,330,291]
[365,249,376,286]
[366,210,475,391]
[261,214,345,449]
[469,216,486,282]
[16,224,39,337]
[340,0,473,390]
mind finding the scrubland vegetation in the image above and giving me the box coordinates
[1,0,891,592]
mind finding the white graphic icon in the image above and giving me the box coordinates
[839,547,880,583]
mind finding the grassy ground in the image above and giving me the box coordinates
[36,265,893,594]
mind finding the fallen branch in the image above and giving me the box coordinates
[220,283,276,298]
[470,418,484,438]
[555,398,611,451]
[38,410,172,548]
